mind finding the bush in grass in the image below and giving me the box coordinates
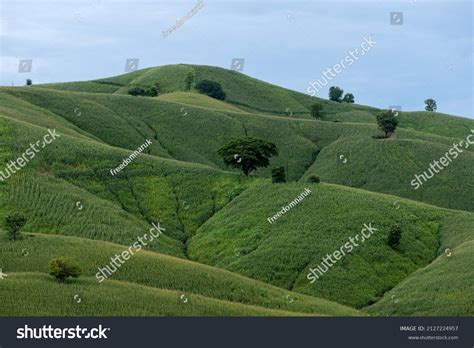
[195,80,226,100]
[342,93,355,103]
[310,103,323,118]
[128,86,158,97]
[49,257,83,283]
[128,86,146,96]
[26,79,32,86]
[307,175,320,183]
[145,86,159,97]
[387,225,402,250]
[4,213,27,241]
[271,166,286,183]
[218,137,278,176]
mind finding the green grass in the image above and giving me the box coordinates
[0,233,360,316]
[302,136,474,211]
[157,91,246,113]
[0,63,472,316]
[0,116,260,254]
[1,273,308,316]
[365,240,474,316]
[397,111,474,139]
[189,183,474,312]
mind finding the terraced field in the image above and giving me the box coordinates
[0,64,472,316]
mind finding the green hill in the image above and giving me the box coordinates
[0,233,359,316]
[157,91,246,113]
[0,63,472,316]
[188,183,474,311]
[2,273,307,316]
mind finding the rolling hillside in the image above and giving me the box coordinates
[0,64,472,316]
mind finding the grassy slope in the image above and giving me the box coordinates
[366,210,474,316]
[0,64,472,316]
[3,87,472,212]
[302,135,474,212]
[1,273,306,316]
[0,233,360,316]
[0,115,262,255]
[157,91,246,113]
[188,183,474,313]
[39,64,472,138]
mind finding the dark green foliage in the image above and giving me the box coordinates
[128,86,158,97]
[195,80,226,100]
[307,175,320,183]
[376,110,399,137]
[387,225,402,250]
[342,93,354,103]
[425,98,437,112]
[184,71,195,91]
[271,166,286,183]
[128,86,145,96]
[49,257,83,283]
[218,137,278,176]
[26,79,32,86]
[146,86,159,97]
[4,213,27,241]
[329,86,344,102]
[310,103,323,118]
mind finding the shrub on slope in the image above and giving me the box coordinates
[0,233,360,316]
[1,273,304,316]
[189,183,451,308]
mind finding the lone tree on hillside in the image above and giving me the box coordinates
[26,79,32,86]
[342,93,355,103]
[387,225,402,250]
[310,102,323,118]
[184,71,195,91]
[195,80,226,100]
[49,257,83,283]
[329,86,344,102]
[218,137,278,176]
[424,98,437,112]
[376,110,399,138]
[271,166,286,183]
[4,213,27,241]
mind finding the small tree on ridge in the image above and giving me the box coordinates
[329,86,344,102]
[424,99,437,112]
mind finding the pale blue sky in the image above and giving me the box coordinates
[1,0,472,117]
